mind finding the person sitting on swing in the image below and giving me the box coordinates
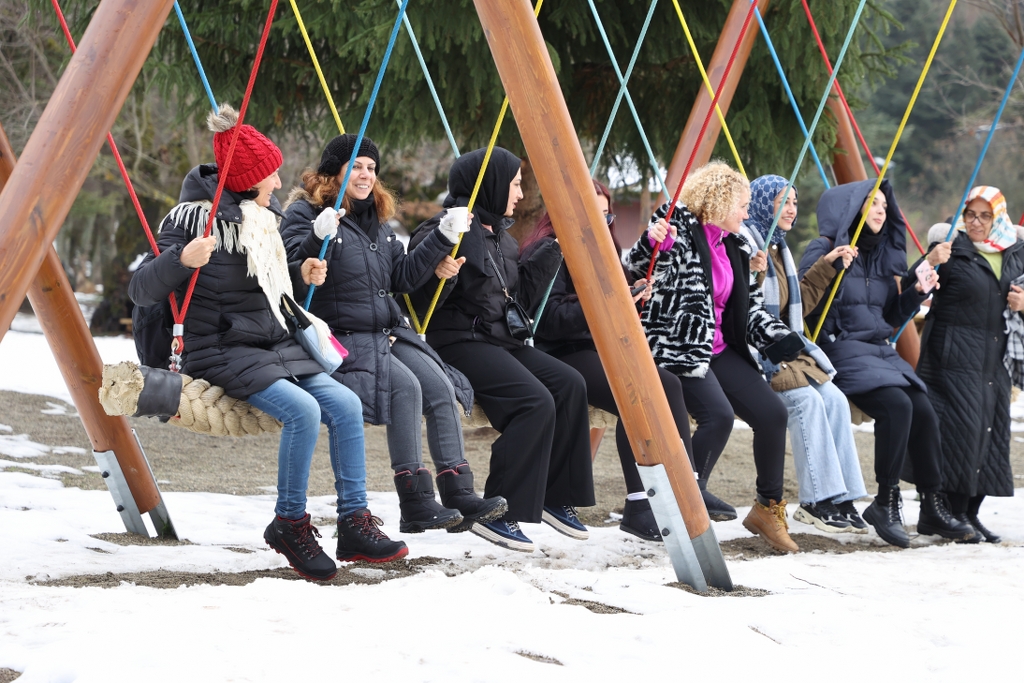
[404,147,596,553]
[798,179,974,547]
[280,134,507,538]
[625,161,800,553]
[741,175,869,534]
[129,106,407,580]
[518,179,694,542]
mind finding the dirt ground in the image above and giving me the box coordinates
[4,389,1024,531]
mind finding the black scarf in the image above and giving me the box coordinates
[442,147,522,228]
[855,224,885,252]
[348,194,379,238]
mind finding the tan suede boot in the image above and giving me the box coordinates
[742,498,799,553]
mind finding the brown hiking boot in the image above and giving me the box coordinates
[742,498,799,553]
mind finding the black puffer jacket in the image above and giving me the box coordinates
[915,232,1022,497]
[623,202,790,377]
[129,164,321,400]
[799,179,927,396]
[280,189,472,424]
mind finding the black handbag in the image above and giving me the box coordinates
[486,252,534,341]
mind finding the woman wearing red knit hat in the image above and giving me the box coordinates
[130,105,406,580]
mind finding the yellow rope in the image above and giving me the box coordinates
[289,0,345,134]
[406,0,545,336]
[670,0,746,178]
[810,0,959,344]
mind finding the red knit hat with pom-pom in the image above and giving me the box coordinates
[207,104,282,192]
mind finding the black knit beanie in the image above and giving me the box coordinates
[317,134,381,177]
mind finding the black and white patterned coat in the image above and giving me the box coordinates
[624,202,790,378]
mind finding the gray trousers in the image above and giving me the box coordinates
[387,339,466,474]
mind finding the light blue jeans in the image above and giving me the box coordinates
[777,379,868,505]
[247,373,367,519]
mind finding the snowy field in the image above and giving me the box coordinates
[2,327,1023,682]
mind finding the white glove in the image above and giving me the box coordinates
[313,207,341,241]
[437,207,471,244]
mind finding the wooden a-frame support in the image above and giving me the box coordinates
[0,0,178,537]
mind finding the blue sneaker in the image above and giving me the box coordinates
[471,517,535,552]
[542,505,589,540]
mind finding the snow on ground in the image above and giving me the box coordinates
[3,323,1024,680]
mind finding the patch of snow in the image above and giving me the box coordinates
[0,434,50,459]
[0,460,82,476]
[0,423,12,433]
[40,402,75,416]
[50,447,86,456]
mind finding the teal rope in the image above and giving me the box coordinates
[396,0,460,158]
[587,0,669,199]
[763,0,869,246]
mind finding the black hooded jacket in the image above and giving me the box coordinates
[279,187,473,424]
[405,148,559,351]
[128,164,322,400]
[798,179,927,396]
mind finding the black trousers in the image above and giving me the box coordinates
[437,342,595,522]
[846,385,942,493]
[556,349,695,495]
[675,345,789,502]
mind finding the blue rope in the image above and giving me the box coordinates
[587,0,669,200]
[396,0,460,158]
[174,1,218,112]
[763,0,869,246]
[305,0,411,309]
[891,44,1024,343]
[752,1,829,187]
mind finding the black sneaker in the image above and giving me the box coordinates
[542,505,589,540]
[836,500,869,534]
[264,513,338,581]
[336,509,409,563]
[793,500,852,533]
[471,517,536,552]
[698,478,737,521]
[619,498,662,542]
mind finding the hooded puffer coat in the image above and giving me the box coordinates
[129,164,322,400]
[280,189,473,424]
[799,179,928,396]
[915,231,1022,497]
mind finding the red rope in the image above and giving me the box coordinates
[172,0,280,359]
[800,0,926,256]
[646,0,759,283]
[50,0,178,317]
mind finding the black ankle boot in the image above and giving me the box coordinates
[952,513,983,544]
[620,498,662,542]
[918,491,975,541]
[336,508,409,563]
[966,512,1001,543]
[394,469,463,533]
[698,478,737,522]
[436,463,507,533]
[862,485,910,548]
[264,513,337,580]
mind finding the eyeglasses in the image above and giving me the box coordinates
[604,213,616,226]
[964,209,994,224]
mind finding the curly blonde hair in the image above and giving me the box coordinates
[679,161,749,226]
[300,169,398,221]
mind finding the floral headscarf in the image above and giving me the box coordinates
[747,174,795,247]
[953,185,1017,253]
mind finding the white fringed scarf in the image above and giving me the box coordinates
[167,199,334,357]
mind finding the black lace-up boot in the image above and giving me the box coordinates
[966,513,1001,543]
[436,462,507,533]
[394,468,463,533]
[917,492,975,541]
[862,485,910,548]
[951,513,983,544]
[336,509,409,563]
[264,513,337,581]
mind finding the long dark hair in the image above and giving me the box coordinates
[520,179,623,253]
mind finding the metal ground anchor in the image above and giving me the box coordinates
[92,429,177,539]
[637,464,708,592]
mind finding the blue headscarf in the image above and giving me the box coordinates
[747,174,795,247]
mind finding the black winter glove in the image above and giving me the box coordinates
[764,332,805,364]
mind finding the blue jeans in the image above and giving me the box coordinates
[778,379,868,505]
[247,373,367,519]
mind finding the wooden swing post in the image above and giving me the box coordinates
[0,0,178,536]
[475,0,731,590]
[666,0,770,188]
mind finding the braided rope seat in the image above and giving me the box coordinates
[461,401,617,430]
[99,361,282,437]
